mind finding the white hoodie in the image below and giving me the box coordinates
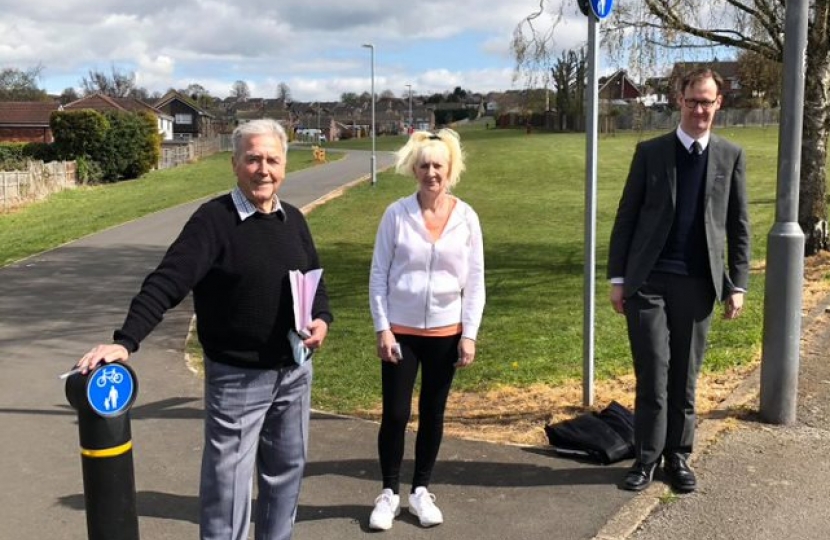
[369,193,486,340]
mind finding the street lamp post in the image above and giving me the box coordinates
[362,43,377,186]
[405,84,413,130]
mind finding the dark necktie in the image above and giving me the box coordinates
[690,141,702,155]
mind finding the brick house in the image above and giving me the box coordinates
[0,102,62,143]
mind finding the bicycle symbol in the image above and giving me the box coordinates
[95,367,124,387]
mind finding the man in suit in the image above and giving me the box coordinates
[607,68,750,493]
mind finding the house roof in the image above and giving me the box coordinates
[598,70,642,98]
[64,93,126,112]
[114,97,173,119]
[63,93,172,119]
[0,101,61,126]
[154,90,214,118]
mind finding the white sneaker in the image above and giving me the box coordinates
[369,489,400,531]
[408,486,443,527]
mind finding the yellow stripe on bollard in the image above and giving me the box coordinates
[81,440,133,458]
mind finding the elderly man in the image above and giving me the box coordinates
[76,118,333,540]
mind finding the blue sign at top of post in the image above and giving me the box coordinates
[86,363,135,417]
[590,0,614,19]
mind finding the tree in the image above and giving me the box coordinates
[80,66,143,98]
[0,65,49,101]
[183,83,213,108]
[735,50,783,108]
[380,89,396,99]
[551,49,587,130]
[129,87,151,101]
[340,92,360,106]
[230,80,250,102]
[425,93,444,104]
[514,0,830,254]
[511,1,564,91]
[59,87,80,105]
[277,82,292,103]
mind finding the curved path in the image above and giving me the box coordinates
[0,148,636,540]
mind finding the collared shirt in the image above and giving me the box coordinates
[231,187,286,222]
[676,127,710,154]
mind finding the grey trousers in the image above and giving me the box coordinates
[200,358,312,540]
[624,273,715,465]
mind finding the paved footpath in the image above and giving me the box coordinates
[2,148,639,540]
[620,296,830,540]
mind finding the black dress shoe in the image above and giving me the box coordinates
[622,461,659,491]
[664,454,697,493]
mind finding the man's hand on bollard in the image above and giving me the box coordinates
[76,344,130,374]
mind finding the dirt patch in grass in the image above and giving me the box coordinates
[356,252,830,446]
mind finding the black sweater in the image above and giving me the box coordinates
[114,194,333,369]
[654,139,709,278]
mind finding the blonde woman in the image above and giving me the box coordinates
[368,129,486,530]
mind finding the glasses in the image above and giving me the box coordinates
[683,98,718,110]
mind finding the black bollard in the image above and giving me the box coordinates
[66,362,140,540]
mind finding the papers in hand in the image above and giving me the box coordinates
[289,268,323,338]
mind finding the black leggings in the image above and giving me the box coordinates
[377,333,459,494]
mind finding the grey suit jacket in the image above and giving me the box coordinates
[607,131,750,301]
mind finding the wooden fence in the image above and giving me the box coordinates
[159,135,232,170]
[0,160,77,213]
[500,107,781,133]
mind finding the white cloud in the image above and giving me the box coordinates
[0,0,589,100]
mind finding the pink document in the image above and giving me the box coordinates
[288,268,323,338]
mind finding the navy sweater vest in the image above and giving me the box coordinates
[654,139,709,277]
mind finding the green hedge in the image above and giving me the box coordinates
[0,142,58,169]
[51,110,109,161]
[50,109,161,183]
[0,143,26,169]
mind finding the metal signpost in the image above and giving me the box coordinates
[580,0,614,407]
[362,43,377,186]
[406,84,413,129]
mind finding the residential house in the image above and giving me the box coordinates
[0,101,61,143]
[599,70,642,103]
[223,95,436,141]
[153,90,217,140]
[64,93,174,140]
[639,76,672,108]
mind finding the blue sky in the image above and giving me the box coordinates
[0,0,613,101]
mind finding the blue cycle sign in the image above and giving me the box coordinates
[590,0,614,19]
[86,363,136,417]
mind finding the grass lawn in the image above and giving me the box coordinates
[310,123,778,413]
[0,124,784,421]
[0,148,329,267]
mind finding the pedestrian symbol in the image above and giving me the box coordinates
[86,364,135,417]
[589,0,614,19]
